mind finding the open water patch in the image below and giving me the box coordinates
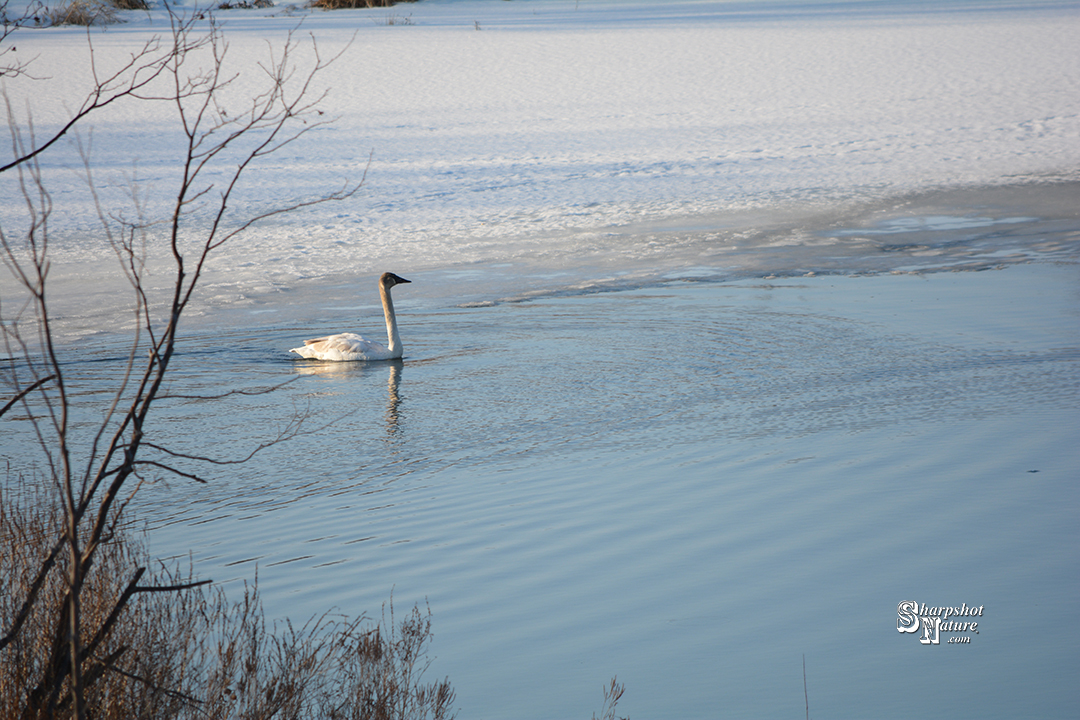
[6,261,1076,719]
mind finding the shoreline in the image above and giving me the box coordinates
[8,177,1076,351]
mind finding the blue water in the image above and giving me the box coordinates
[3,187,1080,718]
[151,264,1079,719]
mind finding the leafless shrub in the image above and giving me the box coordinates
[1,483,206,719]
[0,7,372,718]
[1,0,33,37]
[376,12,412,25]
[0,11,212,172]
[108,0,149,11]
[328,599,456,720]
[308,0,417,11]
[1,483,456,719]
[591,676,627,720]
[41,0,120,26]
[17,0,149,26]
[216,0,274,10]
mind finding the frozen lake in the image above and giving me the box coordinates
[2,0,1079,717]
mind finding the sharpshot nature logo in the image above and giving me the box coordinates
[897,601,983,645]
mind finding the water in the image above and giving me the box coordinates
[5,207,1077,717]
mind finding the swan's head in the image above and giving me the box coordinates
[381,272,411,288]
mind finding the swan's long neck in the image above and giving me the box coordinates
[380,282,403,358]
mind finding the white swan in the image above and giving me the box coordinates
[290,272,411,361]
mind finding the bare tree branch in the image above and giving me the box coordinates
[131,460,210,484]
[157,376,298,401]
[1,8,364,715]
[0,372,53,418]
[0,12,212,174]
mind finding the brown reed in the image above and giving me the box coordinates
[1,483,456,720]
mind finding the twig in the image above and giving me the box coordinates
[0,372,54,418]
[803,654,809,720]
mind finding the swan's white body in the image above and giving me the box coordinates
[290,272,410,361]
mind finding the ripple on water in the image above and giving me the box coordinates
[4,265,1078,719]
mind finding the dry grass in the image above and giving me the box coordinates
[591,676,627,720]
[216,0,274,9]
[377,12,413,25]
[308,0,416,10]
[30,0,152,25]
[107,0,148,10]
[39,0,119,25]
[0,483,456,720]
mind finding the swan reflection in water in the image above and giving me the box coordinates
[291,359,404,437]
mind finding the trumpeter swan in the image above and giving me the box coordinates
[290,272,411,361]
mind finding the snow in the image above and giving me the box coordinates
[2,0,1079,329]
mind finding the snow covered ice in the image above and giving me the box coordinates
[2,0,1079,337]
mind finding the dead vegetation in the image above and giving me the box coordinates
[107,0,148,11]
[307,0,417,11]
[39,0,120,26]
[1,484,456,719]
[590,676,627,720]
[12,0,149,27]
[0,5,444,717]
[215,0,274,10]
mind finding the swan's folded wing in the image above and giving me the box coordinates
[305,333,367,351]
[291,333,389,360]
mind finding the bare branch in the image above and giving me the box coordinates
[0,0,43,81]
[135,579,214,594]
[2,7,367,715]
[0,12,212,175]
[131,461,209,484]
[157,376,299,401]
[0,533,65,652]
[0,372,53,418]
[98,661,206,709]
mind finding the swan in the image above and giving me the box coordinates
[290,272,411,361]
